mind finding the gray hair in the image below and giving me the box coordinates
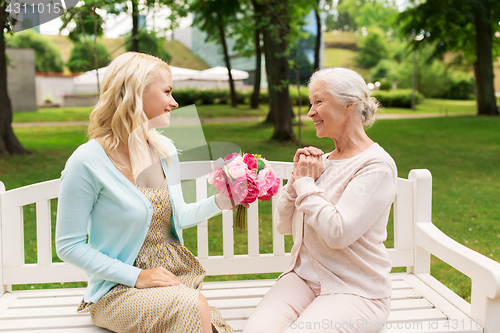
[308,67,379,127]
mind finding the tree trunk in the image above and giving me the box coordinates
[313,4,321,72]
[262,27,275,123]
[259,0,295,141]
[250,28,261,109]
[218,23,237,108]
[474,7,498,116]
[131,0,139,52]
[0,3,27,156]
[93,19,100,95]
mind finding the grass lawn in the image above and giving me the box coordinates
[381,99,477,115]
[323,31,360,47]
[12,98,478,123]
[1,115,499,302]
[323,48,370,78]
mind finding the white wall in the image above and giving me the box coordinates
[35,75,75,106]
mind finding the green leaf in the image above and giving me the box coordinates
[257,159,265,172]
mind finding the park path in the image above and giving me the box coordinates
[12,112,469,128]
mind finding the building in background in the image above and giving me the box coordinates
[6,48,37,112]
[172,7,325,88]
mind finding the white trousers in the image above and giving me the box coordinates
[243,272,390,333]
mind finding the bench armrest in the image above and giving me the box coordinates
[416,222,500,300]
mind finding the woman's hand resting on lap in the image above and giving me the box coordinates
[135,267,182,288]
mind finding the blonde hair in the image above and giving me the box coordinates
[88,52,172,177]
[308,67,380,127]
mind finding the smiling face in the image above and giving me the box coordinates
[142,67,179,126]
[308,80,352,139]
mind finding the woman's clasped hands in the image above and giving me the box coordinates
[293,146,324,181]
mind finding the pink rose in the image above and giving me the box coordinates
[259,178,280,201]
[214,174,230,193]
[208,168,223,185]
[228,163,247,179]
[224,152,240,162]
[256,167,278,197]
[243,154,257,170]
[229,170,259,204]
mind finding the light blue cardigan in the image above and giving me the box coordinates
[55,138,221,303]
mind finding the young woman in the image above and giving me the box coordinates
[56,52,238,333]
[244,68,397,333]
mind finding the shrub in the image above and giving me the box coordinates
[355,28,388,69]
[125,31,172,63]
[435,74,475,100]
[67,38,112,73]
[172,88,199,106]
[371,89,424,108]
[371,44,475,100]
[6,30,63,72]
[379,80,392,91]
[288,87,310,106]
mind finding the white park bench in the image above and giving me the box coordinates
[1,162,499,332]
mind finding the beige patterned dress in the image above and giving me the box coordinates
[78,180,233,333]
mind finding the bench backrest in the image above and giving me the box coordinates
[0,161,425,293]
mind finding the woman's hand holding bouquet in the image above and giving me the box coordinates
[209,153,280,231]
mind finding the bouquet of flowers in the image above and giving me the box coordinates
[208,153,280,231]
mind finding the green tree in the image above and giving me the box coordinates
[0,0,27,155]
[326,0,357,31]
[398,0,500,115]
[355,27,388,69]
[229,0,267,109]
[125,0,189,52]
[67,38,111,73]
[333,0,398,33]
[125,30,172,63]
[190,0,241,107]
[60,2,106,90]
[253,0,312,142]
[370,43,475,100]
[5,30,63,73]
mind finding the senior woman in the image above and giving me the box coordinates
[243,67,397,333]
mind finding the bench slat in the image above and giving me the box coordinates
[35,200,52,266]
[199,253,291,276]
[5,288,86,299]
[1,306,80,319]
[222,210,235,258]
[381,320,483,333]
[202,279,276,290]
[247,202,259,257]
[8,295,83,308]
[220,308,449,328]
[0,315,96,331]
[391,299,434,311]
[0,180,60,210]
[3,263,87,285]
[196,178,209,259]
[0,328,108,333]
[387,308,447,323]
[1,207,24,268]
[272,181,285,256]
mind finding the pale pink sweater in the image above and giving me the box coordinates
[277,143,397,299]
